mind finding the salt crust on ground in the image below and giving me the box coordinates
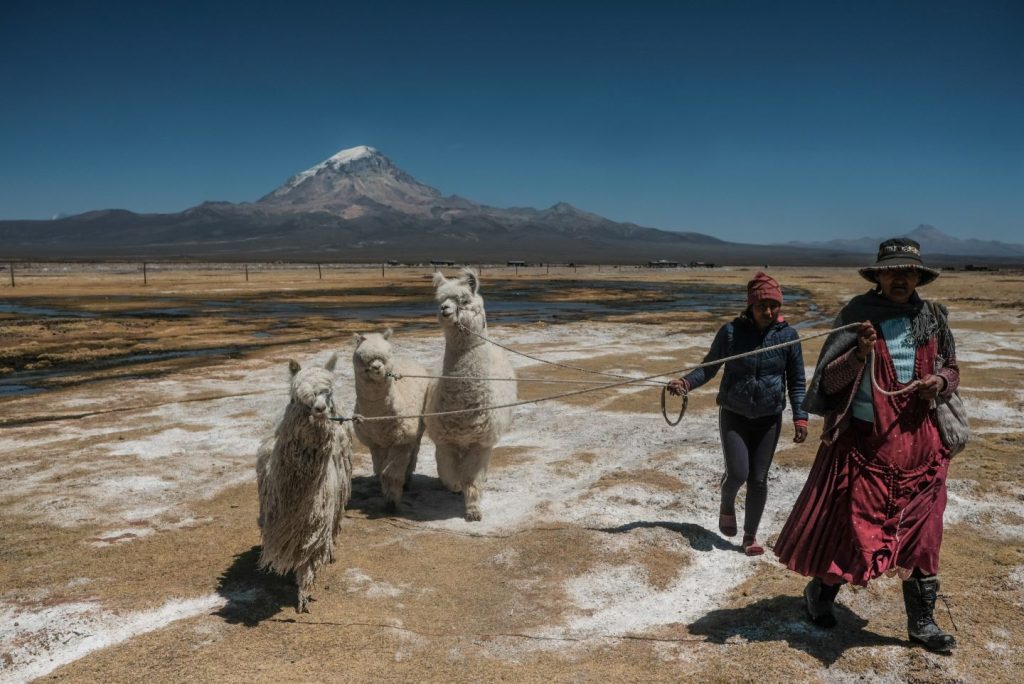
[1,319,1021,680]
[0,595,224,684]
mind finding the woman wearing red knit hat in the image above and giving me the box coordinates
[668,271,808,556]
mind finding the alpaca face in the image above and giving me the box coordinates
[353,330,393,382]
[433,269,486,334]
[289,356,338,420]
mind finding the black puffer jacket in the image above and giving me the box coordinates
[682,313,808,421]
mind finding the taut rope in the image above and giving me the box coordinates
[387,371,664,387]
[329,320,866,424]
[455,320,660,384]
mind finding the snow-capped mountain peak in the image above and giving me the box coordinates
[274,146,381,193]
[257,145,448,217]
[325,145,376,165]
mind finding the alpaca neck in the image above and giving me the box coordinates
[279,403,336,451]
[442,335,489,373]
[354,374,392,404]
[443,323,487,354]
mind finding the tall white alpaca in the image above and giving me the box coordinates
[424,269,516,521]
[352,328,430,511]
[256,354,353,613]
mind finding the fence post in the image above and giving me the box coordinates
[143,262,147,285]
[318,263,322,280]
[8,262,13,287]
[245,264,249,282]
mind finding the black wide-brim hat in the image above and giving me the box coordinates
[858,237,940,286]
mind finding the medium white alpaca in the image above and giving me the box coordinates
[352,328,430,511]
[424,269,516,521]
[256,354,353,613]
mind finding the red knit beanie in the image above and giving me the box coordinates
[747,272,783,305]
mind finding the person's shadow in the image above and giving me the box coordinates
[215,546,296,627]
[689,594,906,666]
[597,520,737,552]
[346,473,468,522]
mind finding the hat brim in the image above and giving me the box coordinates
[859,264,940,286]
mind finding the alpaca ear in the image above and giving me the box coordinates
[353,332,365,346]
[461,268,479,294]
[432,271,447,287]
[324,353,338,372]
[289,359,301,375]
[382,327,393,340]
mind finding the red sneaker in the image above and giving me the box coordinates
[742,535,764,556]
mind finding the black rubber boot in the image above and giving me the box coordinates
[902,576,956,653]
[804,577,841,628]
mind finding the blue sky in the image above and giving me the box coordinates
[1,0,1021,243]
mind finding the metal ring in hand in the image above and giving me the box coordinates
[661,385,688,426]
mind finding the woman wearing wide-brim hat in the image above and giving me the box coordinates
[773,237,960,653]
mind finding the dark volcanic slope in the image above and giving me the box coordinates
[3,147,1017,264]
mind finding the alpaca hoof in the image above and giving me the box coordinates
[464,507,482,522]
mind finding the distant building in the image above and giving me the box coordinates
[506,260,527,267]
[430,260,456,267]
[647,259,678,268]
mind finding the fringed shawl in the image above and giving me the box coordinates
[803,290,953,417]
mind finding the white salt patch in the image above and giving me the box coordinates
[944,479,1024,537]
[344,568,404,598]
[967,397,1024,432]
[0,594,224,683]
[1009,566,1024,608]
[88,527,156,546]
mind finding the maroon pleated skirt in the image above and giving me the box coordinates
[774,418,948,586]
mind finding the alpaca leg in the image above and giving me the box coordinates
[370,446,386,477]
[461,445,492,522]
[380,445,412,512]
[406,420,424,490]
[404,441,420,490]
[435,443,462,492]
[295,564,314,613]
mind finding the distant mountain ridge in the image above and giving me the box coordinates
[785,225,1024,258]
[1,147,1020,263]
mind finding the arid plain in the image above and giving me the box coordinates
[1,263,1022,683]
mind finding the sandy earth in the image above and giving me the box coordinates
[1,265,1023,683]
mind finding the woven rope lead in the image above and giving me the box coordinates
[328,321,865,424]
[660,385,688,426]
[867,349,922,397]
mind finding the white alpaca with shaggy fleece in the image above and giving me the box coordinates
[424,269,516,521]
[352,328,430,511]
[256,354,353,613]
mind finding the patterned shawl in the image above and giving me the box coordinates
[802,289,952,416]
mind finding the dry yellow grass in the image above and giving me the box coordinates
[2,264,1022,682]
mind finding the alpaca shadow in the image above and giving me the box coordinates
[598,521,736,552]
[215,545,296,627]
[688,594,906,666]
[347,473,467,522]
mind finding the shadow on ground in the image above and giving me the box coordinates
[689,594,906,666]
[598,521,738,552]
[347,473,467,521]
[215,545,297,627]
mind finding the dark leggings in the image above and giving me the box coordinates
[718,407,782,536]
